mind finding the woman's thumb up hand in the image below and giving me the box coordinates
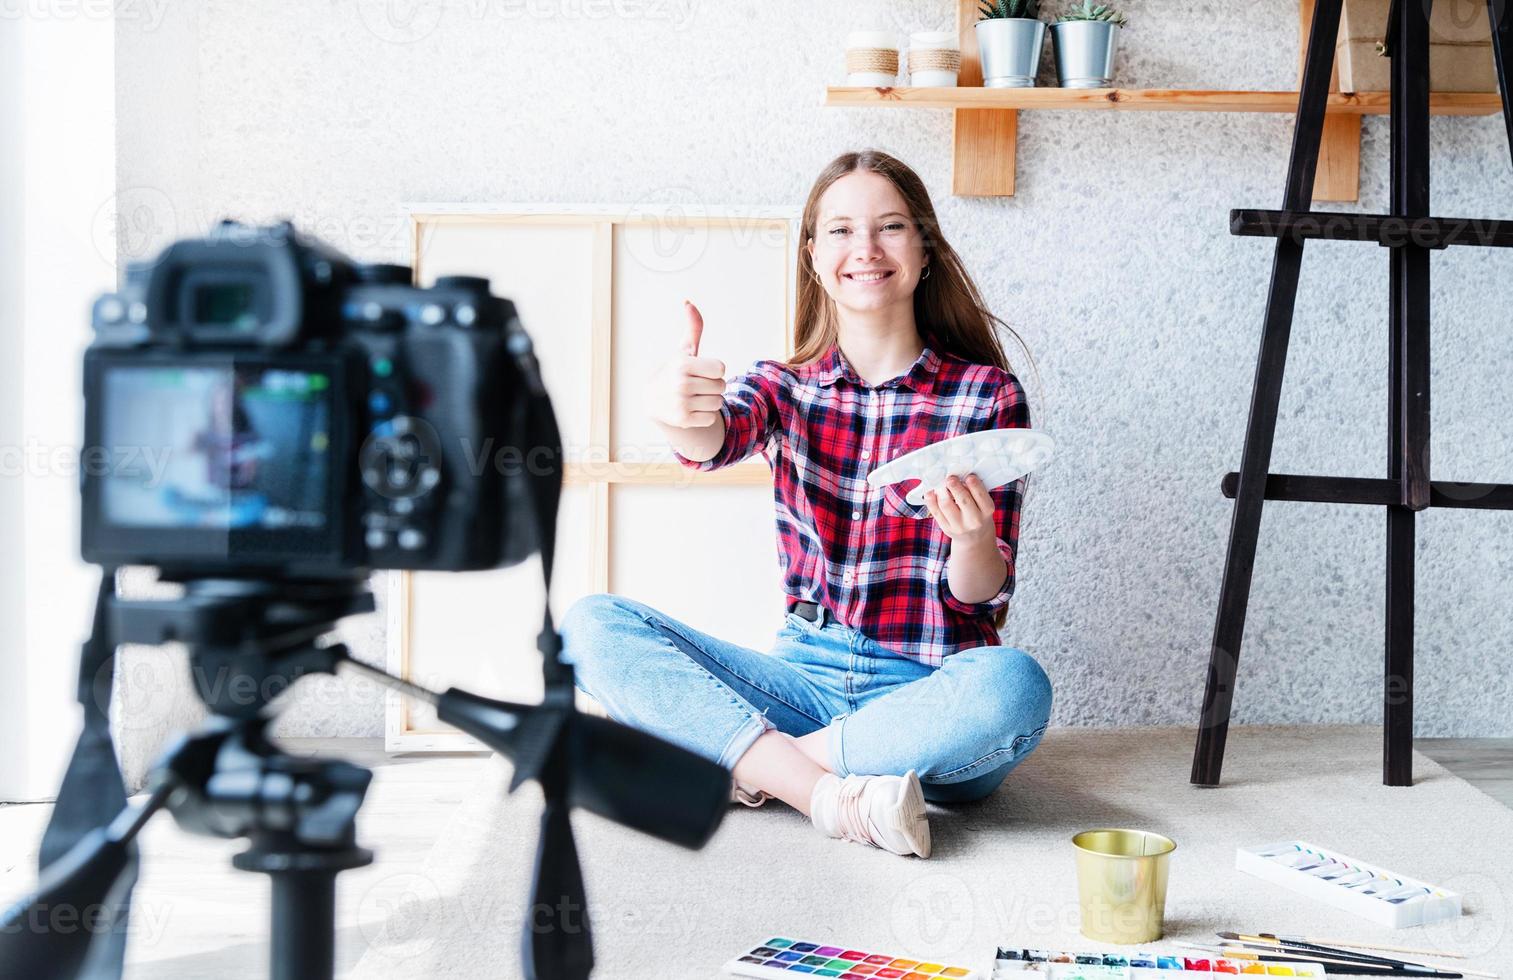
[650,300,726,429]
[682,299,704,357]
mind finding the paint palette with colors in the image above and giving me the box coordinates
[994,947,1326,977]
[723,937,979,979]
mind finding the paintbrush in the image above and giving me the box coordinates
[1260,933,1468,961]
[1197,946,1462,978]
[1178,941,1463,978]
[1220,933,1495,979]
[1217,943,1470,978]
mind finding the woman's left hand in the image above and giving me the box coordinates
[923,473,996,545]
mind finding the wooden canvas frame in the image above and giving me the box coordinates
[385,205,800,751]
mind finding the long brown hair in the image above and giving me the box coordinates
[791,149,1038,632]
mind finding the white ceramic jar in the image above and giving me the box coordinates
[845,30,900,86]
[907,30,961,87]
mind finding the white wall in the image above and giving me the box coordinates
[0,6,30,800]
[0,8,118,801]
[100,0,1513,745]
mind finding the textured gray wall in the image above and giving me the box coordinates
[113,0,1513,750]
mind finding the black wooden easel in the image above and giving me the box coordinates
[1191,0,1513,788]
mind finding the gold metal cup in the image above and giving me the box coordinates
[1071,828,1176,945]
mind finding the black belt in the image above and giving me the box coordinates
[791,600,822,623]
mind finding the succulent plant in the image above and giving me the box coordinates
[1057,1,1127,27]
[977,0,1041,20]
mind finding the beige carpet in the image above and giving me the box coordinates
[350,727,1511,979]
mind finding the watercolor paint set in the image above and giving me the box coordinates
[722,937,979,979]
[1235,840,1462,929]
[993,949,1325,978]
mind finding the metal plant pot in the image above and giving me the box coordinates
[1050,19,1121,88]
[974,17,1047,88]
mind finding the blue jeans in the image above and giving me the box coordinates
[558,594,1052,804]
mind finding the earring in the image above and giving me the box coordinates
[921,266,931,280]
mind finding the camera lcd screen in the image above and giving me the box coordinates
[100,365,333,532]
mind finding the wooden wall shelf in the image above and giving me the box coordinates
[824,86,1503,115]
[831,0,1503,199]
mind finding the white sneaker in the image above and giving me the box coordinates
[730,779,770,807]
[809,770,930,858]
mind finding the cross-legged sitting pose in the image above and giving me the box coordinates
[560,149,1052,858]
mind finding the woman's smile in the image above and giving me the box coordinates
[843,269,896,285]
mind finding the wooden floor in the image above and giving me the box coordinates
[0,736,1509,977]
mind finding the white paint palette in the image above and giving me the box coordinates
[866,429,1055,507]
[1236,840,1462,929]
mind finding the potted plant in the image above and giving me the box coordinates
[1050,1,1127,88]
[975,0,1046,89]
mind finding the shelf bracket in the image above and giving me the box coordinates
[954,0,1018,196]
[1302,0,1363,201]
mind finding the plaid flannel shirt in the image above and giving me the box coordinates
[673,343,1027,666]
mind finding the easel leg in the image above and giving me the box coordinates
[1490,0,1513,167]
[1383,0,1431,788]
[1384,510,1415,786]
[1192,0,1345,786]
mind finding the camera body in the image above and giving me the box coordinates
[81,220,547,576]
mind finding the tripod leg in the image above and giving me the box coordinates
[269,871,336,980]
[34,567,140,976]
[523,800,594,980]
[1491,0,1513,167]
[1383,0,1432,788]
[1192,0,1345,786]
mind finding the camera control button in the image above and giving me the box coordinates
[365,529,389,550]
[348,301,404,331]
[398,529,426,550]
[454,303,477,327]
[418,303,446,326]
[354,263,412,285]
[434,275,491,292]
[420,468,441,489]
[371,356,394,378]
[368,392,393,416]
[97,297,125,323]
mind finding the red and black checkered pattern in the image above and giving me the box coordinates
[674,343,1027,666]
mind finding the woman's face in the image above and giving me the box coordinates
[807,170,928,318]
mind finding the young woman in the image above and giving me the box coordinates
[559,149,1052,859]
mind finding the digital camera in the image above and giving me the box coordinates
[80,220,555,576]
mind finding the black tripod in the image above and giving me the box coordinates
[1192,0,1513,787]
[0,571,732,980]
